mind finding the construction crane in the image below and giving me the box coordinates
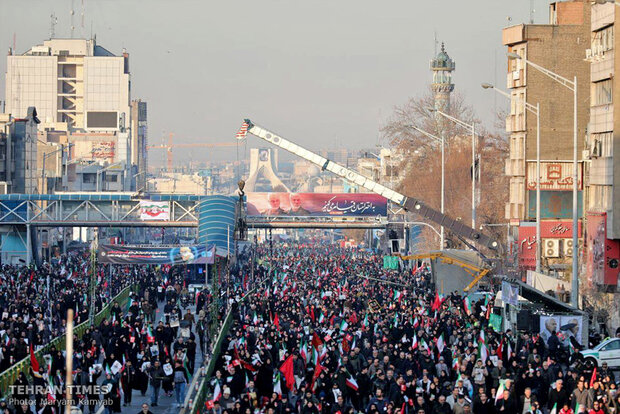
[235,118,499,252]
[147,133,239,171]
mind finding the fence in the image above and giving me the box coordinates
[0,283,136,397]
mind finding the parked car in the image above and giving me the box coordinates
[580,337,620,368]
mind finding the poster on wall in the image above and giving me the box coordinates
[539,314,583,346]
[246,193,388,217]
[140,201,170,221]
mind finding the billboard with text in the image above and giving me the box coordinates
[246,193,388,217]
[98,245,215,265]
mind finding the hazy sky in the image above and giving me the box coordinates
[0,0,550,166]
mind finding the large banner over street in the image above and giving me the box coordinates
[98,245,215,265]
[246,193,388,217]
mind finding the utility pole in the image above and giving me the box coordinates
[88,229,98,325]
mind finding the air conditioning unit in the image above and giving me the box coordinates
[563,239,583,257]
[582,149,591,160]
[543,239,560,258]
[0,182,8,195]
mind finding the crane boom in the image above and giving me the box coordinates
[237,118,498,251]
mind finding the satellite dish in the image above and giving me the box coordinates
[507,16,512,22]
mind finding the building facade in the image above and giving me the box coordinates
[4,38,142,193]
[0,108,39,194]
[503,0,591,275]
[586,3,620,291]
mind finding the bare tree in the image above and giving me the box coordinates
[381,88,509,252]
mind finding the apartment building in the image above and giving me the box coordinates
[503,0,591,274]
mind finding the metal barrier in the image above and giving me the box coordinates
[181,288,257,414]
[0,283,137,397]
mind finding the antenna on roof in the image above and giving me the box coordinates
[434,31,438,56]
[529,0,535,24]
[50,13,58,39]
[70,0,75,38]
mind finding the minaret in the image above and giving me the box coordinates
[430,42,455,113]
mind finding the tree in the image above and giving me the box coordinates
[381,88,509,253]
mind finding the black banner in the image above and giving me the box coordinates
[98,245,215,265]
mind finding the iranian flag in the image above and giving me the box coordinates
[146,326,155,343]
[413,317,419,329]
[318,312,325,324]
[479,342,489,363]
[362,314,369,328]
[452,357,459,371]
[339,319,348,332]
[436,334,445,353]
[495,380,506,403]
[549,403,557,414]
[463,297,472,316]
[212,382,222,401]
[252,312,258,324]
[411,334,418,351]
[273,372,282,396]
[393,290,401,301]
[300,338,308,364]
[575,403,583,413]
[345,372,359,391]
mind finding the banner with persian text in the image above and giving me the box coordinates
[98,245,215,265]
[246,193,388,217]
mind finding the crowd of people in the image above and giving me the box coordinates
[2,257,220,414]
[0,252,136,373]
[206,242,620,414]
[1,240,619,414]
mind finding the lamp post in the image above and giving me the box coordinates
[429,108,477,230]
[507,52,579,308]
[405,125,445,249]
[482,83,542,273]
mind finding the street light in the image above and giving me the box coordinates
[507,52,580,308]
[482,83,542,273]
[428,108,477,230]
[405,125,445,250]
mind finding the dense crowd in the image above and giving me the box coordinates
[3,259,219,414]
[207,242,620,414]
[0,253,135,372]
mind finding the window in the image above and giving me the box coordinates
[592,25,614,56]
[104,174,118,183]
[601,340,620,351]
[592,79,613,105]
[82,173,96,184]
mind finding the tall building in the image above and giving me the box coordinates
[430,42,455,113]
[586,3,620,291]
[5,38,130,131]
[503,0,590,274]
[4,38,146,193]
[0,107,39,194]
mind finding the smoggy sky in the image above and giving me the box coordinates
[0,0,549,166]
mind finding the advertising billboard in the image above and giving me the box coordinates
[140,201,170,221]
[246,193,388,217]
[98,245,215,265]
[526,162,583,191]
[527,191,583,219]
